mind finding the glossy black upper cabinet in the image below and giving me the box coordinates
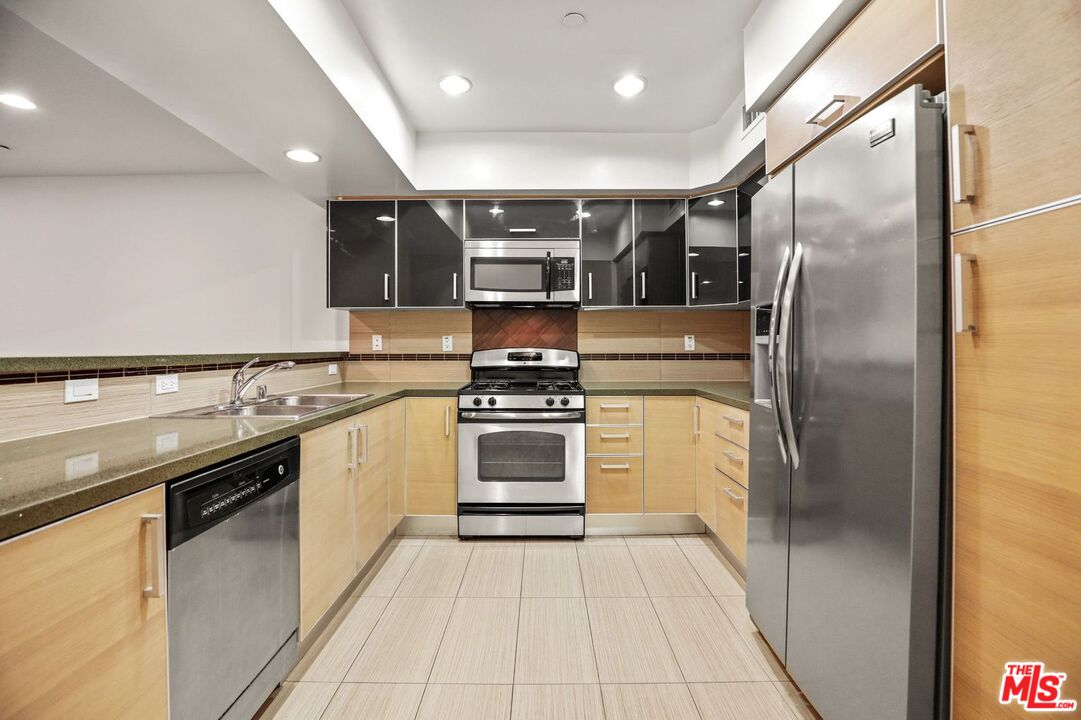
[327,200,396,308]
[736,167,767,303]
[633,199,687,306]
[397,200,464,307]
[464,199,581,240]
[687,191,739,305]
[581,200,634,307]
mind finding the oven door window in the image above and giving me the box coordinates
[477,431,565,482]
[471,258,547,292]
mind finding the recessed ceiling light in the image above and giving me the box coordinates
[613,75,646,98]
[439,75,472,96]
[562,12,586,26]
[285,148,320,163]
[489,206,504,216]
[0,94,37,110]
[375,215,395,222]
[708,198,724,206]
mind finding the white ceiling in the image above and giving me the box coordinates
[0,8,251,177]
[343,0,760,133]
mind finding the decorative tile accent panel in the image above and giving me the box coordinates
[579,353,751,361]
[472,308,578,351]
[346,354,471,361]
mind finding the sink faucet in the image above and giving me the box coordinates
[230,357,296,405]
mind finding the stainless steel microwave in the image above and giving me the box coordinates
[464,240,580,305]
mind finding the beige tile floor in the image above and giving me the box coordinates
[258,535,819,720]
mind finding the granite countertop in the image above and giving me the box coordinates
[0,380,749,542]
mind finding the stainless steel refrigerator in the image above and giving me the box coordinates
[747,85,947,720]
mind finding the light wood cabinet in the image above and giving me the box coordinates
[405,397,457,515]
[354,404,389,571]
[713,433,749,489]
[299,415,358,638]
[0,486,169,720]
[643,396,696,513]
[586,457,644,513]
[586,396,644,425]
[714,406,750,449]
[695,400,718,531]
[714,472,748,565]
[945,0,1081,231]
[387,399,406,529]
[952,204,1081,720]
[586,425,643,455]
[765,0,940,173]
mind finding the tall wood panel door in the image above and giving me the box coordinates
[952,204,1081,719]
[644,396,697,512]
[405,397,458,516]
[0,486,169,720]
[299,416,357,638]
[946,0,1081,230]
[387,400,406,530]
[695,400,718,530]
[355,405,390,571]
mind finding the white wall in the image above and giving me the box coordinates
[0,173,347,356]
[743,0,868,112]
[687,91,765,188]
[415,131,689,191]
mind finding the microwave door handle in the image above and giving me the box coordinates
[545,254,552,300]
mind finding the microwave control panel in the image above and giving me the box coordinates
[551,257,576,290]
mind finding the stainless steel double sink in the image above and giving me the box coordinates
[157,393,371,420]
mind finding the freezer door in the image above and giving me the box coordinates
[746,164,794,663]
[785,86,944,720]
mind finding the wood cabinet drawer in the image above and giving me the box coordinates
[586,396,643,425]
[765,0,939,173]
[696,465,717,532]
[586,456,643,514]
[714,434,749,489]
[587,426,643,455]
[715,472,748,566]
[714,406,749,448]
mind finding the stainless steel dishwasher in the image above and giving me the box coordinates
[167,437,300,720]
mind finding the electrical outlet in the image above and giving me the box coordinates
[154,374,179,395]
[372,334,383,351]
[64,378,98,403]
[328,363,339,375]
[442,335,453,352]
[684,334,696,351]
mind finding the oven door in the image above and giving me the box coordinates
[464,243,580,304]
[457,411,585,505]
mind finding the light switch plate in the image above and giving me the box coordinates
[372,335,383,351]
[154,374,179,395]
[442,335,453,352]
[328,363,339,375]
[684,334,696,351]
[64,378,99,403]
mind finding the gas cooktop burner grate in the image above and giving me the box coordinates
[468,381,512,391]
[536,381,580,392]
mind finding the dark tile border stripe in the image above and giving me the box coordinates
[579,353,751,361]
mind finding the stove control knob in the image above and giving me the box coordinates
[472,397,482,407]
[560,397,571,407]
[546,397,555,407]
[487,397,497,406]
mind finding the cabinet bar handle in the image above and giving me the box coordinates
[640,271,647,300]
[953,253,978,334]
[445,405,451,437]
[600,463,631,470]
[347,426,359,474]
[722,415,744,426]
[359,424,368,465]
[588,272,594,301]
[383,273,391,302]
[600,403,631,409]
[452,272,458,301]
[805,95,850,125]
[509,228,537,233]
[599,432,631,439]
[951,125,978,203]
[722,450,745,465]
[693,404,701,435]
[691,271,698,300]
[721,487,746,503]
[142,513,165,599]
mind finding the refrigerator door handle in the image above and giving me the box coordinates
[776,242,803,468]
[767,245,792,463]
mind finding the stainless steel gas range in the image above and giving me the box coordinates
[457,348,585,538]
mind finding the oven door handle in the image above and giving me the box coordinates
[459,410,584,421]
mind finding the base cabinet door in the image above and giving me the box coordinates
[952,205,1081,720]
[715,472,748,566]
[355,405,390,571]
[387,400,406,529]
[644,396,697,512]
[299,417,357,638]
[695,400,718,530]
[405,398,457,515]
[0,486,169,720]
